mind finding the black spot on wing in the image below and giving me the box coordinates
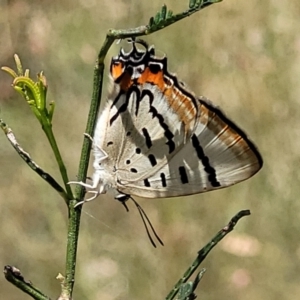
[109,93,127,126]
[144,179,151,187]
[141,89,176,154]
[160,173,167,187]
[150,106,175,153]
[142,128,152,148]
[191,134,220,187]
[179,166,189,184]
[110,87,140,126]
[148,154,157,166]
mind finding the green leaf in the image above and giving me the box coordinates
[166,10,173,18]
[154,11,161,24]
[160,4,167,20]
[178,282,194,300]
[189,0,197,8]
[149,16,154,26]
[14,54,24,76]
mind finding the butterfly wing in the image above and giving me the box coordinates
[146,98,261,197]
[112,88,262,198]
[94,42,262,198]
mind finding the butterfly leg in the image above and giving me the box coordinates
[69,172,104,206]
[68,180,97,207]
[68,180,95,189]
[83,132,108,159]
[74,191,100,207]
[83,132,93,142]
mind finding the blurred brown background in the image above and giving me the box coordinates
[0,0,299,299]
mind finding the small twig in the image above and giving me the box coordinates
[177,268,206,300]
[4,266,51,300]
[2,60,73,199]
[165,210,251,300]
[96,0,222,88]
[0,119,69,203]
[56,273,72,300]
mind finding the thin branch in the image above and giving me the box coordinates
[62,30,109,299]
[0,119,69,203]
[165,210,251,300]
[1,58,73,200]
[96,0,222,81]
[177,269,206,300]
[43,124,73,198]
[4,266,51,300]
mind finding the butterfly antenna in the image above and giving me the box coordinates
[120,199,129,212]
[129,196,164,247]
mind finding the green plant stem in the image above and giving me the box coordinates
[0,119,69,202]
[4,266,51,300]
[63,37,110,298]
[43,125,73,198]
[165,210,251,300]
[63,201,82,297]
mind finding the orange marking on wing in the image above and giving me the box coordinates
[199,104,253,159]
[138,68,198,132]
[164,86,198,132]
[137,68,165,91]
[111,63,134,91]
[111,62,124,80]
[119,73,133,91]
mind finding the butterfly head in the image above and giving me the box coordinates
[109,40,167,92]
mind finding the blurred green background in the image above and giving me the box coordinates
[0,0,299,299]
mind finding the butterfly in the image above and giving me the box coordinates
[72,39,263,204]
